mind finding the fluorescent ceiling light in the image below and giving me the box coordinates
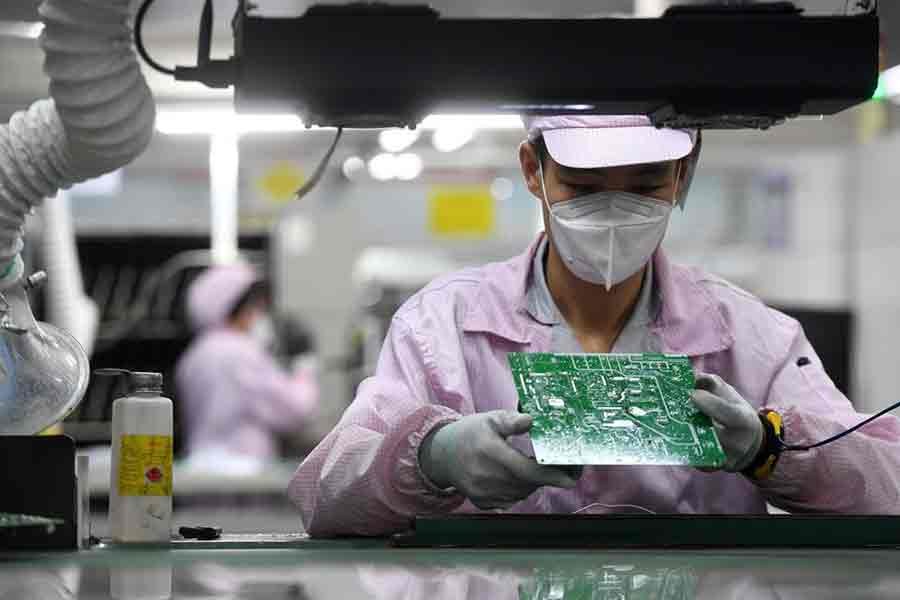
[68,170,123,198]
[157,109,525,135]
[379,128,420,152]
[368,153,397,181]
[878,65,900,104]
[394,153,424,181]
[432,126,475,153]
[419,114,523,131]
[366,153,424,182]
[156,110,307,135]
[342,156,366,181]
[0,21,43,40]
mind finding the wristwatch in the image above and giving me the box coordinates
[741,409,785,480]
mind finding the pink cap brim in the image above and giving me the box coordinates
[543,126,695,169]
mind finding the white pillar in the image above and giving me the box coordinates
[209,130,240,265]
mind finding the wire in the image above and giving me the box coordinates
[135,0,175,76]
[290,128,345,203]
[782,398,900,452]
[571,502,657,515]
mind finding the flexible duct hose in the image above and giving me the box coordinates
[0,0,155,432]
[0,0,155,280]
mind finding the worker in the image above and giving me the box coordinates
[176,264,318,467]
[289,115,900,537]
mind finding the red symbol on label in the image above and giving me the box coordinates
[145,467,163,483]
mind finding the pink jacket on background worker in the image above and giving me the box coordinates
[177,264,318,461]
[289,237,900,536]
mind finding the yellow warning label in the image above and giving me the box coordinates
[429,185,495,238]
[118,435,173,497]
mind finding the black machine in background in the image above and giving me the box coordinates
[34,234,266,454]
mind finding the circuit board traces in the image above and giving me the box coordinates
[508,353,725,467]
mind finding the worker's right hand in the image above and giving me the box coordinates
[418,410,579,510]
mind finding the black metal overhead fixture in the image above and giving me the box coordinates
[141,1,881,130]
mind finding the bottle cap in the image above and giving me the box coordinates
[94,369,164,394]
[130,372,164,394]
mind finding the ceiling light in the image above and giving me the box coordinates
[432,127,475,153]
[342,156,366,181]
[419,114,523,131]
[0,22,44,40]
[879,65,900,104]
[394,153,424,181]
[368,153,397,181]
[157,108,526,136]
[378,129,420,153]
[68,170,123,198]
[156,110,308,135]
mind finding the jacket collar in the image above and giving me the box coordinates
[462,235,734,356]
[461,237,543,344]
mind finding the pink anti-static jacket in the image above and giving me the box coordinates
[177,328,318,460]
[289,236,900,537]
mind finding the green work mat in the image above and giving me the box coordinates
[393,514,900,549]
[508,352,726,467]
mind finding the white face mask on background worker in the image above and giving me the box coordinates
[249,312,276,348]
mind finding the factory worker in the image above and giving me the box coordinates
[176,264,318,466]
[289,115,900,537]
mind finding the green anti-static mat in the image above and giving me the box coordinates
[508,352,726,467]
[392,514,900,549]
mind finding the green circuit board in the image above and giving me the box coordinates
[508,353,725,467]
[0,513,63,529]
[520,566,696,600]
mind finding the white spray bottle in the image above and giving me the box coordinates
[106,370,173,543]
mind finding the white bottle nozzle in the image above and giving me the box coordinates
[94,369,164,395]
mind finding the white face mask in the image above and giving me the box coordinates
[249,314,276,348]
[538,161,676,291]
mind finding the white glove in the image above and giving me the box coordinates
[692,373,765,473]
[418,410,579,510]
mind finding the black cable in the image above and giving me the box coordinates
[291,128,345,203]
[135,0,175,76]
[782,398,900,452]
[846,0,877,14]
[265,127,344,292]
[197,0,214,66]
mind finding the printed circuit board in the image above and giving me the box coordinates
[508,353,725,467]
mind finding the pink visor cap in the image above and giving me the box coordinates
[523,115,697,169]
[187,263,262,332]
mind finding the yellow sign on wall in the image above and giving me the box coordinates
[428,185,495,238]
[259,162,306,204]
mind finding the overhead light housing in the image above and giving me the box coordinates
[215,3,878,130]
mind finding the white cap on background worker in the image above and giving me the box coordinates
[186,263,264,332]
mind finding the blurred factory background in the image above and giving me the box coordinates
[2,0,900,530]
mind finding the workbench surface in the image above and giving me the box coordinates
[1,536,898,599]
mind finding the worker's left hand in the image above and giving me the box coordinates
[691,373,764,473]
